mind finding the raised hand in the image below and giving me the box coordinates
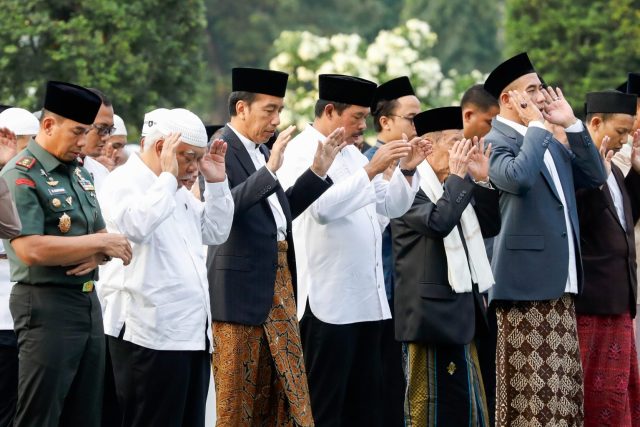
[509,90,543,126]
[599,135,613,176]
[0,127,17,167]
[399,134,433,170]
[364,139,412,180]
[466,136,492,182]
[199,139,227,183]
[311,127,346,177]
[266,125,296,173]
[541,87,577,128]
[448,138,476,179]
[159,132,181,177]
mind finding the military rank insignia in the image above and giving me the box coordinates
[16,157,35,169]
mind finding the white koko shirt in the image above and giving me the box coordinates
[82,155,110,192]
[97,153,233,351]
[277,124,419,324]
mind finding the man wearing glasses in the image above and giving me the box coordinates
[81,88,115,191]
[364,76,421,427]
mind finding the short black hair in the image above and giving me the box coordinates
[461,84,498,111]
[228,91,257,116]
[314,99,350,118]
[372,99,399,133]
[87,88,112,107]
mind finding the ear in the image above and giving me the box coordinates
[154,138,164,156]
[463,108,474,123]
[324,103,335,119]
[499,92,511,109]
[42,116,56,135]
[589,116,602,130]
[235,100,246,117]
[379,115,390,130]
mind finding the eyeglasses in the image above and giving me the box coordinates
[389,114,416,123]
[91,124,117,137]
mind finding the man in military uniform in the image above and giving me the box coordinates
[0,81,132,427]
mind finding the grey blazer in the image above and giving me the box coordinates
[487,119,606,302]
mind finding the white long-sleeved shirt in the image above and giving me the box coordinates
[0,242,11,331]
[97,153,233,351]
[495,115,579,294]
[82,155,110,191]
[277,124,419,324]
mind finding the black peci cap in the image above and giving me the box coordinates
[370,76,416,111]
[44,81,102,125]
[585,90,637,116]
[414,106,463,136]
[232,68,289,98]
[484,52,537,99]
[318,74,377,108]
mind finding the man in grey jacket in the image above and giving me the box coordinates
[483,52,606,426]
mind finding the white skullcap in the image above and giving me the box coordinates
[155,108,208,148]
[140,108,169,137]
[0,108,40,136]
[112,114,127,136]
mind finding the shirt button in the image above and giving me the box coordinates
[558,204,563,210]
[561,232,567,238]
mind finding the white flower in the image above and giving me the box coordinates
[269,52,293,71]
[296,66,316,82]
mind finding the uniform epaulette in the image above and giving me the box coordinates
[15,156,36,170]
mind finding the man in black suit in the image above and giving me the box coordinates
[392,106,500,426]
[577,90,640,426]
[207,67,345,426]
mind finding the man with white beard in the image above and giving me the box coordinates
[98,108,233,427]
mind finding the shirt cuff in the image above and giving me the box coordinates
[311,169,327,180]
[265,166,278,180]
[204,177,231,198]
[564,120,584,133]
[529,120,546,130]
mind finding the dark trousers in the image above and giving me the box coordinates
[300,306,384,427]
[108,335,210,427]
[0,340,17,427]
[101,336,121,427]
[9,284,105,427]
[380,304,405,427]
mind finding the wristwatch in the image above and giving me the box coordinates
[400,168,416,176]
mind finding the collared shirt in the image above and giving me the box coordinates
[496,115,580,293]
[0,139,105,284]
[227,123,287,241]
[607,172,627,231]
[98,153,233,352]
[278,124,420,324]
[82,155,110,192]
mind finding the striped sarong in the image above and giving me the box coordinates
[403,340,489,426]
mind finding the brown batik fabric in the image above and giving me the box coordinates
[495,295,584,427]
[212,242,314,427]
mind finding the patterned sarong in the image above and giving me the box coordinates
[403,340,489,426]
[212,241,314,426]
[495,295,584,426]
[577,312,640,426]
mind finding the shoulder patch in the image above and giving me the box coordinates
[15,178,35,187]
[16,156,36,170]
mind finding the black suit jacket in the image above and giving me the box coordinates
[392,174,501,344]
[207,125,332,325]
[575,164,640,316]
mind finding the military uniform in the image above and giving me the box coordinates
[0,139,106,427]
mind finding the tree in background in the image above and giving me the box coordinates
[505,0,640,114]
[400,0,502,74]
[0,0,207,138]
[268,19,484,133]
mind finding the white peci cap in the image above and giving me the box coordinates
[0,108,40,136]
[112,114,127,136]
[140,108,169,137]
[155,108,208,148]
